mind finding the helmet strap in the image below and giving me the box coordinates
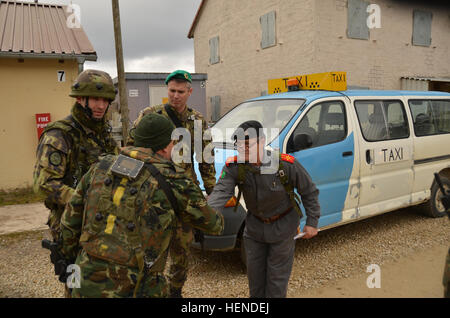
[83,97,94,119]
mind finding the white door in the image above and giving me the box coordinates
[352,97,414,217]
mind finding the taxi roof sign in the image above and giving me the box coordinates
[268,71,347,94]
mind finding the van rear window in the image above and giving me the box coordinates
[408,100,450,137]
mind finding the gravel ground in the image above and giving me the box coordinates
[0,206,448,298]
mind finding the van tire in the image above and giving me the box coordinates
[423,176,450,218]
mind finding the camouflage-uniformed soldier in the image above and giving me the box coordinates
[33,70,119,242]
[59,113,224,298]
[438,175,450,298]
[208,121,321,298]
[126,70,216,297]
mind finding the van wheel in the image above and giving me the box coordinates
[423,176,450,218]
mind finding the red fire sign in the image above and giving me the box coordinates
[36,113,51,140]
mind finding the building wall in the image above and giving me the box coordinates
[0,58,78,190]
[313,0,450,90]
[194,0,316,119]
[193,0,450,118]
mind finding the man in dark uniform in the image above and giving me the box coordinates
[208,120,321,298]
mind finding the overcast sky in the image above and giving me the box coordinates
[37,0,202,78]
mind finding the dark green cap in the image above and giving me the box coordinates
[165,70,192,85]
[131,113,175,152]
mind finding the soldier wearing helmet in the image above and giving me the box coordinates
[33,69,119,247]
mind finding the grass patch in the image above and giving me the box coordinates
[0,187,46,207]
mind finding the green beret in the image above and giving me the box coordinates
[165,70,192,85]
[131,113,175,152]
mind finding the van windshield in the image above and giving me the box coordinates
[211,99,304,146]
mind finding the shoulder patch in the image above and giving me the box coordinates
[49,151,63,166]
[280,154,295,164]
[225,156,238,167]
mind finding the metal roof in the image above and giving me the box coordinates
[0,0,96,60]
[400,76,450,83]
[113,72,208,84]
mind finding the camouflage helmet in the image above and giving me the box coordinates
[69,69,116,101]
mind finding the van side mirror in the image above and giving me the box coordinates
[288,133,313,153]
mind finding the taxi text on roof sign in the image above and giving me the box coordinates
[268,71,347,94]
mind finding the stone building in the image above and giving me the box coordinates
[188,0,450,120]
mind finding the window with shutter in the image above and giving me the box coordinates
[209,36,220,64]
[261,11,276,49]
[211,96,221,122]
[412,10,432,47]
[347,0,369,40]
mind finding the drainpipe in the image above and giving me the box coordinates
[77,57,85,74]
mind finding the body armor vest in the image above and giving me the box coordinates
[79,155,171,272]
[42,115,117,191]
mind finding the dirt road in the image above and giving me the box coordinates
[0,203,448,298]
[293,244,448,297]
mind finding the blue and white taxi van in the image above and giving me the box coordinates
[194,72,450,254]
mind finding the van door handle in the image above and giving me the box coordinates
[342,151,353,157]
[366,150,372,164]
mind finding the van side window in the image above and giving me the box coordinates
[355,100,409,141]
[289,101,346,150]
[409,100,450,136]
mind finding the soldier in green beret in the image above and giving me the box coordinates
[126,70,216,297]
[59,113,224,298]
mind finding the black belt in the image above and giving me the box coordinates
[252,206,293,224]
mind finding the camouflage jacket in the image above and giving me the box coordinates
[33,103,118,208]
[60,146,224,269]
[127,104,216,193]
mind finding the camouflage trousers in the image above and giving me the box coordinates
[46,207,73,298]
[167,221,193,295]
[71,250,168,298]
[444,247,450,298]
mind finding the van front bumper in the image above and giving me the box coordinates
[191,205,247,251]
